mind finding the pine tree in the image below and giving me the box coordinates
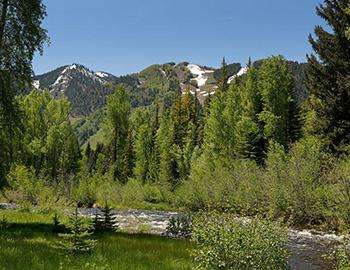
[234,65,265,161]
[218,57,229,93]
[58,207,97,254]
[204,89,226,157]
[94,202,116,232]
[306,0,350,153]
[133,123,152,182]
[100,202,115,231]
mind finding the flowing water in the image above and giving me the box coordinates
[0,203,342,269]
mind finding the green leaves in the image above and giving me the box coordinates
[192,213,290,270]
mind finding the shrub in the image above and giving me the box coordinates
[72,176,98,207]
[165,214,192,239]
[4,165,41,210]
[192,212,290,270]
[143,184,163,203]
[121,178,144,205]
[325,237,350,270]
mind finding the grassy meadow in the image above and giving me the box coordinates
[0,211,193,270]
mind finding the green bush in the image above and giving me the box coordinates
[121,178,144,205]
[325,237,350,270]
[192,213,290,270]
[143,184,163,203]
[165,214,192,239]
[4,165,41,210]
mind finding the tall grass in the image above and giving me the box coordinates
[0,211,193,270]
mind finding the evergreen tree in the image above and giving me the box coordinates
[218,57,229,93]
[306,0,350,153]
[58,207,97,254]
[204,89,226,158]
[133,123,152,182]
[100,202,115,231]
[235,65,265,161]
[223,79,243,160]
[94,202,116,232]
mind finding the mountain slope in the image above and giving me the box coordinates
[34,60,307,118]
[34,64,117,116]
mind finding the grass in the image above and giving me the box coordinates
[0,211,193,270]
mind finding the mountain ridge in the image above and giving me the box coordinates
[33,60,307,116]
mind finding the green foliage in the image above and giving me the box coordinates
[0,215,8,230]
[58,207,97,254]
[326,237,350,270]
[306,0,350,153]
[17,90,81,182]
[103,85,131,181]
[165,214,192,239]
[0,211,193,270]
[52,212,65,233]
[94,202,117,232]
[258,56,298,148]
[192,213,290,270]
[4,165,41,209]
[0,0,48,186]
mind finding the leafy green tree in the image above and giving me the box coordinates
[104,85,130,181]
[4,164,41,209]
[0,0,48,186]
[258,56,299,148]
[306,0,350,153]
[156,110,175,189]
[18,90,80,181]
[192,213,290,270]
[120,128,134,183]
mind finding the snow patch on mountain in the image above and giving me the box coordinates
[32,80,40,89]
[227,67,248,84]
[51,64,105,92]
[96,71,109,78]
[187,64,214,87]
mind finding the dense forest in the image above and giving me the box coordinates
[0,0,350,235]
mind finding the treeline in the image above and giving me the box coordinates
[1,0,350,231]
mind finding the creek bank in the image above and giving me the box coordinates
[0,203,344,270]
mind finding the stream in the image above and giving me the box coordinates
[0,203,343,269]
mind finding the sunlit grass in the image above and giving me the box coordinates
[0,211,193,270]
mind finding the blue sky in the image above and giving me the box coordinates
[33,0,325,76]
